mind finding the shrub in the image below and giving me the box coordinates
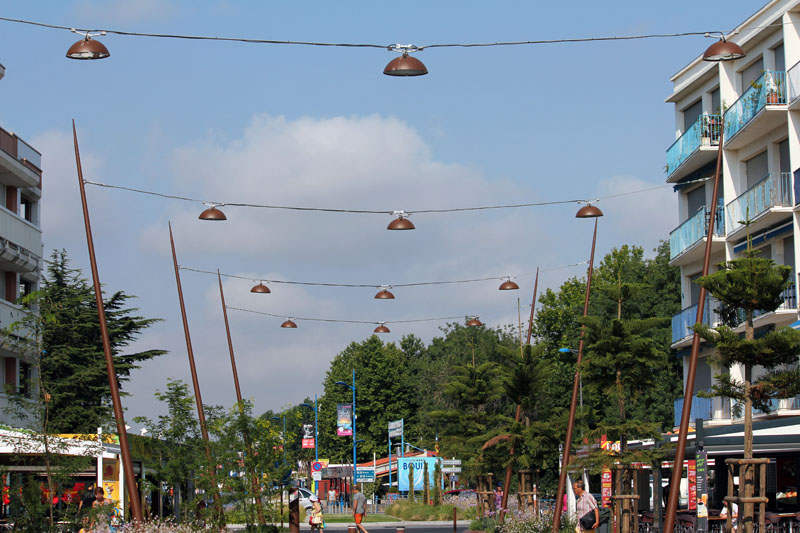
[500,511,577,533]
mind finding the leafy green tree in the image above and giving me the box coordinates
[133,380,211,523]
[317,336,418,464]
[694,239,800,532]
[40,250,166,433]
[423,461,430,504]
[408,463,415,502]
[433,460,442,505]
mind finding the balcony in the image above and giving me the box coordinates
[724,70,788,150]
[671,297,721,347]
[725,172,793,239]
[732,284,797,331]
[673,394,731,427]
[668,204,725,266]
[0,127,41,190]
[0,208,41,273]
[788,60,800,109]
[666,114,721,183]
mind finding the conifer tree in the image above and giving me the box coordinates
[694,233,800,533]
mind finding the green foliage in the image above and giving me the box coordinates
[385,502,470,521]
[408,463,415,502]
[500,512,578,533]
[316,336,418,464]
[423,461,430,504]
[433,460,442,506]
[38,250,166,433]
[694,237,800,421]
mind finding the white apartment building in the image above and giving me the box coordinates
[666,0,800,428]
[0,103,43,425]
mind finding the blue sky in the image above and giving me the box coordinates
[0,0,761,424]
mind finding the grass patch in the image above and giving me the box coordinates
[384,502,472,521]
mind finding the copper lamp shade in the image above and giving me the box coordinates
[466,317,483,327]
[281,319,297,328]
[374,323,391,333]
[703,39,745,62]
[387,216,415,230]
[250,282,271,294]
[375,289,395,299]
[575,204,604,218]
[384,54,428,76]
[199,206,227,221]
[498,279,519,291]
[66,38,110,60]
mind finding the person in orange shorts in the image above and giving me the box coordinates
[353,486,368,533]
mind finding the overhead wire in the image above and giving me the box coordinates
[227,305,465,325]
[83,179,675,216]
[0,15,790,52]
[180,261,588,289]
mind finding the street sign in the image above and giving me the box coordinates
[388,419,403,438]
[355,468,375,482]
[311,461,324,472]
[442,459,461,466]
[442,467,462,473]
[312,472,322,481]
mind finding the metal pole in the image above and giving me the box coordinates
[525,268,540,345]
[72,121,143,523]
[389,438,392,488]
[315,394,319,463]
[552,216,599,533]
[168,223,223,524]
[217,271,266,526]
[663,118,725,533]
[352,368,357,490]
[500,297,528,521]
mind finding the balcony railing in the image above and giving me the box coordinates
[0,127,42,175]
[724,70,786,141]
[734,284,796,324]
[671,297,720,343]
[669,204,725,260]
[789,60,800,102]
[666,114,721,177]
[673,393,731,426]
[725,172,792,234]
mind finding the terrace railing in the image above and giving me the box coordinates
[724,70,786,140]
[666,114,721,177]
[669,204,725,260]
[725,172,792,234]
[671,296,720,344]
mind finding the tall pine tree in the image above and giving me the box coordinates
[39,250,166,432]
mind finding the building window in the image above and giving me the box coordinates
[19,361,30,398]
[19,278,34,307]
[19,195,34,223]
[683,99,703,130]
[4,357,16,394]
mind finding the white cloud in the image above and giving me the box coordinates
[35,114,676,420]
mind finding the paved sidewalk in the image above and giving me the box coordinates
[227,520,471,531]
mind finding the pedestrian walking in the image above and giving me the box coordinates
[309,494,324,531]
[574,480,599,533]
[352,486,368,533]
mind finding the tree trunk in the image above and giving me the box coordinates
[743,314,754,533]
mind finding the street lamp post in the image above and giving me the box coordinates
[552,204,603,533]
[72,122,143,523]
[336,369,357,502]
[663,36,745,533]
